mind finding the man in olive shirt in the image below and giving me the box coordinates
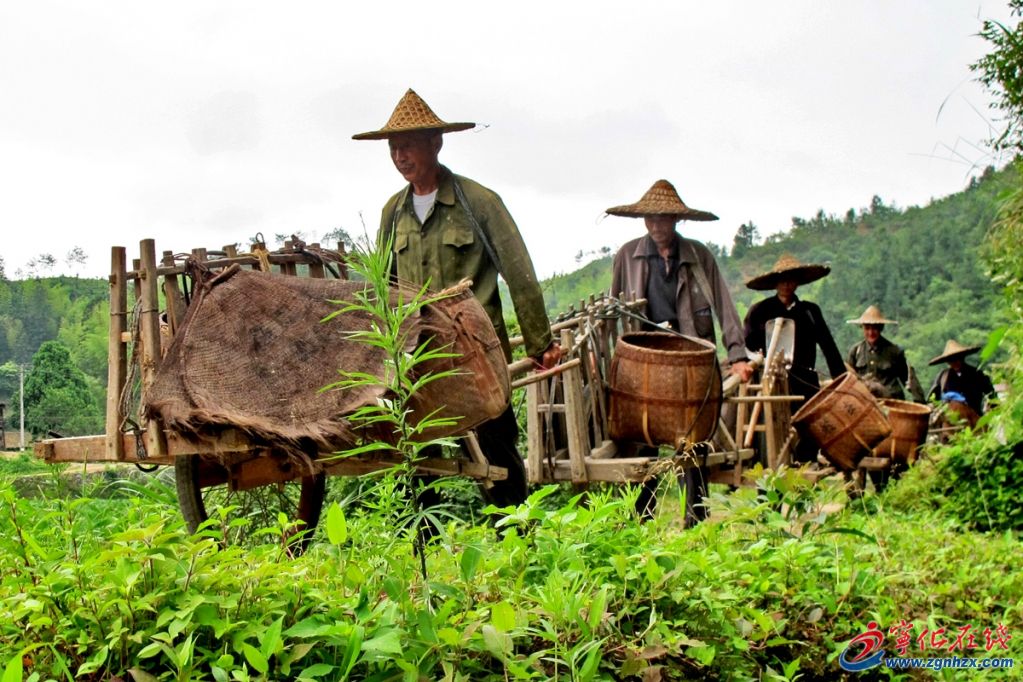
[845,305,923,402]
[354,89,559,507]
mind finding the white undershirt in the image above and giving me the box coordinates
[412,190,438,223]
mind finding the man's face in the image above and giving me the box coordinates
[863,324,882,345]
[775,278,798,303]
[388,131,441,187]
[643,215,679,250]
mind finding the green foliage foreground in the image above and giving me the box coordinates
[1,469,1020,681]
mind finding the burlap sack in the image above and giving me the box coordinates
[145,267,508,454]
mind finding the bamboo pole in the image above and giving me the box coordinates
[282,240,296,276]
[561,328,589,484]
[308,242,325,278]
[335,241,349,279]
[161,250,186,334]
[138,239,167,457]
[743,319,785,448]
[104,247,127,461]
[510,358,581,389]
[526,380,543,484]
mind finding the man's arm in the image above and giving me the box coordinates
[810,303,846,378]
[377,193,401,281]
[927,371,943,402]
[907,364,925,403]
[979,368,996,402]
[701,250,747,365]
[476,192,553,358]
[742,300,765,355]
[846,343,859,373]
[610,250,626,301]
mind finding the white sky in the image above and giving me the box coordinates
[0,1,1012,280]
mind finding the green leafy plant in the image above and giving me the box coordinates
[320,236,466,572]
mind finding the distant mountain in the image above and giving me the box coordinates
[4,163,1014,427]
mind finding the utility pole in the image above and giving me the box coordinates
[19,363,25,450]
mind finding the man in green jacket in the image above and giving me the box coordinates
[846,305,923,402]
[354,89,559,508]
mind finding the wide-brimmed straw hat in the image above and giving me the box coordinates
[928,339,982,366]
[846,305,898,326]
[745,254,831,290]
[352,89,475,140]
[605,179,718,221]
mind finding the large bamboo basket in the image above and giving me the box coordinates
[608,332,722,449]
[873,399,931,463]
[792,371,891,471]
[409,285,510,438]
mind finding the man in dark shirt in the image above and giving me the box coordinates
[927,339,995,423]
[743,255,845,464]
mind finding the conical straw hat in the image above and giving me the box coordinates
[605,179,718,221]
[744,254,831,290]
[352,89,475,140]
[928,339,982,366]
[846,305,898,325]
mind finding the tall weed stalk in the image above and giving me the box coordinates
[321,237,462,585]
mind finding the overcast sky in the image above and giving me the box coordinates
[0,1,1013,280]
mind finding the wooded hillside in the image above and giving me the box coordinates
[1,164,1013,432]
[537,164,1015,392]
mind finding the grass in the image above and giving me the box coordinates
[1,462,1019,681]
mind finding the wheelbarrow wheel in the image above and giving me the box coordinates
[175,453,327,554]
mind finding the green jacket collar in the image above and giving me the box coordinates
[401,165,457,210]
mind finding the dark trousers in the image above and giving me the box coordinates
[417,405,527,510]
[791,380,822,464]
[468,405,528,507]
[633,446,709,527]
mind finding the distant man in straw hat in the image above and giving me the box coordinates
[846,305,924,402]
[846,305,923,491]
[608,179,752,525]
[743,254,845,465]
[927,339,995,423]
[354,88,560,508]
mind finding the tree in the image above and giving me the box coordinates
[321,226,356,251]
[731,221,760,258]
[21,340,102,437]
[972,0,1023,152]
[868,195,896,219]
[65,246,88,276]
[25,253,56,278]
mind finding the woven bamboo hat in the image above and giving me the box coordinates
[605,179,718,221]
[846,305,898,325]
[745,254,831,290]
[928,339,982,366]
[352,89,475,140]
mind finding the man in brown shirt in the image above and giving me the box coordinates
[608,179,751,525]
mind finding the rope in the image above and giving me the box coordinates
[600,298,720,454]
[118,297,148,462]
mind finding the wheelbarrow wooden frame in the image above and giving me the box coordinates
[35,238,839,542]
[35,238,511,547]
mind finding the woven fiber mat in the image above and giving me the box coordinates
[145,266,508,455]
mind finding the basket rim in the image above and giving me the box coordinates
[617,331,717,357]
[879,398,932,416]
